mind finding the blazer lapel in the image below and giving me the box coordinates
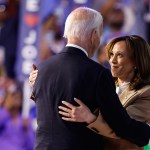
[119,87,138,108]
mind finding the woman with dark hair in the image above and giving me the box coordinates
[58,35,150,150]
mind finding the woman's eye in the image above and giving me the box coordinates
[110,52,114,56]
[117,53,123,57]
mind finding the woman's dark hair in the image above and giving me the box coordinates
[106,35,150,90]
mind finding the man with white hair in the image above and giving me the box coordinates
[32,7,150,150]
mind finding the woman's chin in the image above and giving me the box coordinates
[111,72,119,78]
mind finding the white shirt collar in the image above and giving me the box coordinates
[66,44,88,57]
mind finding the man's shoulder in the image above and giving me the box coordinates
[87,58,108,72]
[38,55,58,68]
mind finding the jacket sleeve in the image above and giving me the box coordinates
[87,111,119,138]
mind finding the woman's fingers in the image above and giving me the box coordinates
[58,98,92,123]
[74,98,86,107]
[61,117,76,122]
[58,106,72,113]
[58,110,71,117]
[60,98,86,109]
[58,110,76,122]
[61,101,75,109]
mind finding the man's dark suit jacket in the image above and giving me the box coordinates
[33,46,150,150]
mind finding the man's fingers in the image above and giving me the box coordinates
[61,101,75,109]
[32,64,37,70]
[29,76,36,83]
[30,70,38,76]
[31,74,38,79]
[29,71,38,81]
[29,70,38,80]
[31,81,35,86]
[29,75,37,81]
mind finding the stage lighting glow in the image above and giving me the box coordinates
[73,0,87,4]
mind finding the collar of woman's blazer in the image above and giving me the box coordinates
[119,86,138,107]
[119,85,150,107]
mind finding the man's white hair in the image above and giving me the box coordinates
[63,7,103,41]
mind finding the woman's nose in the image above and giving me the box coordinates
[110,55,117,64]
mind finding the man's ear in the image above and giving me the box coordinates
[91,29,97,45]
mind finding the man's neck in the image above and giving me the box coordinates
[66,44,88,57]
[67,38,90,57]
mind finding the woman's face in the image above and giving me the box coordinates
[109,41,135,81]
